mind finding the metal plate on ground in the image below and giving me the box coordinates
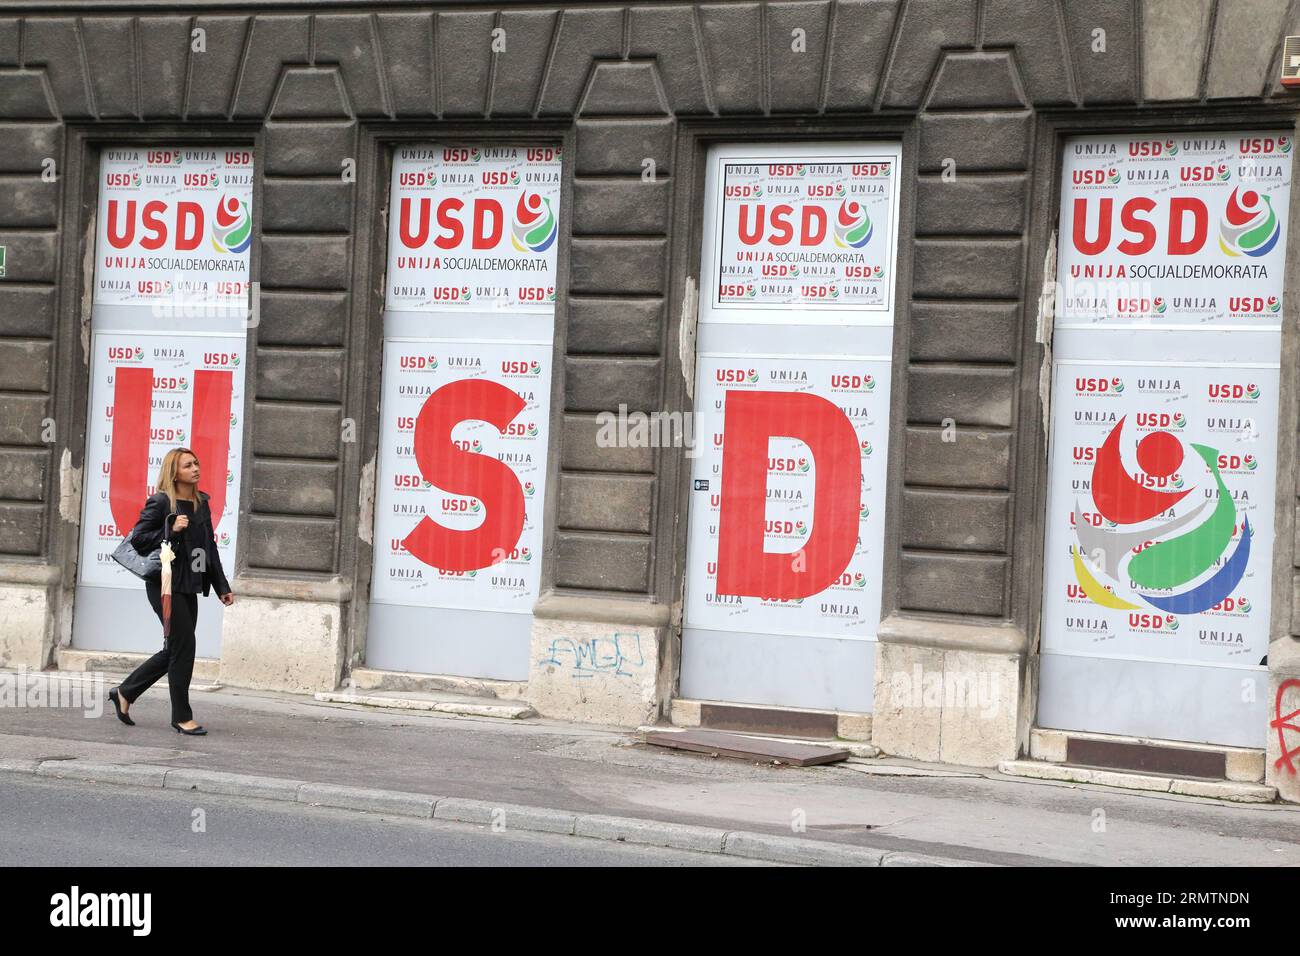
[644,729,850,766]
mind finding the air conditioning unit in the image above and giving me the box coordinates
[1282,36,1300,88]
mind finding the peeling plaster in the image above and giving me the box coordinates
[678,275,697,400]
[79,211,96,365]
[357,453,376,545]
[58,448,81,525]
[1035,229,1057,443]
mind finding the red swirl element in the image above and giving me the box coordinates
[1092,416,1191,524]
[215,195,240,227]
[515,192,543,225]
[837,201,860,226]
[1223,187,1259,227]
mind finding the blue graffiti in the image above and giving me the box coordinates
[539,632,645,679]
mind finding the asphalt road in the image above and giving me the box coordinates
[0,774,773,867]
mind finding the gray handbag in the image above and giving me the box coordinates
[110,512,174,579]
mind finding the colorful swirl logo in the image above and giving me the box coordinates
[1219,187,1281,258]
[833,200,873,249]
[210,195,252,254]
[511,192,558,253]
[1071,418,1252,617]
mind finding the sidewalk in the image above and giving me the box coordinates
[1,670,1297,866]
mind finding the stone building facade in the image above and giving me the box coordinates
[0,0,1298,801]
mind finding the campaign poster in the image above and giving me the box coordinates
[386,144,562,315]
[1041,364,1279,667]
[683,355,891,640]
[711,157,898,316]
[1057,132,1291,331]
[94,145,255,313]
[79,332,246,588]
[369,340,551,613]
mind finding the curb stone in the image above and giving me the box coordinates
[163,767,304,801]
[434,797,576,834]
[298,783,437,818]
[721,830,887,866]
[0,761,984,866]
[574,814,727,852]
[35,759,169,788]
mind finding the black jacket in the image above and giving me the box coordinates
[129,490,232,597]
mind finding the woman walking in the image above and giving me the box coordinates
[107,447,234,735]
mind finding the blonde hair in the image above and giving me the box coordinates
[156,447,201,514]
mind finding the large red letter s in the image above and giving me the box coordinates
[716,390,861,601]
[401,378,526,572]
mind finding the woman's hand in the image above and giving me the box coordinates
[172,515,189,532]
[220,592,235,606]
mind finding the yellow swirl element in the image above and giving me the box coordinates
[1071,549,1141,610]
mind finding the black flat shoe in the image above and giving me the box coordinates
[171,722,207,736]
[108,688,134,726]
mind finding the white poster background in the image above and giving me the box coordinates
[79,332,247,589]
[710,157,899,318]
[1056,132,1291,331]
[370,340,552,613]
[1041,362,1278,668]
[386,144,562,316]
[683,354,891,640]
[94,146,255,311]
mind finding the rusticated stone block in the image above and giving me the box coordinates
[555,531,650,592]
[901,488,1010,552]
[251,459,338,517]
[568,238,667,296]
[438,11,495,117]
[315,14,390,117]
[251,403,341,460]
[538,9,624,116]
[982,0,1076,106]
[263,123,355,176]
[259,236,349,291]
[261,179,353,234]
[907,366,1016,429]
[255,349,345,403]
[576,119,674,177]
[573,180,671,236]
[904,425,1011,490]
[561,415,656,473]
[918,113,1032,173]
[377,13,435,116]
[913,240,1023,299]
[880,0,977,109]
[909,301,1021,363]
[244,514,336,572]
[767,1,831,113]
[899,552,1008,616]
[628,5,712,115]
[700,3,763,114]
[915,175,1028,236]
[565,357,660,413]
[256,292,349,347]
[927,52,1026,110]
[186,17,249,118]
[566,298,663,355]
[559,473,655,534]
[492,10,557,116]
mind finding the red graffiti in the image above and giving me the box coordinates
[1271,678,1300,776]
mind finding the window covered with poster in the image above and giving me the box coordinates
[1040,131,1290,745]
[75,146,252,657]
[367,144,561,679]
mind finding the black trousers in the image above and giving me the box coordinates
[118,578,199,724]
